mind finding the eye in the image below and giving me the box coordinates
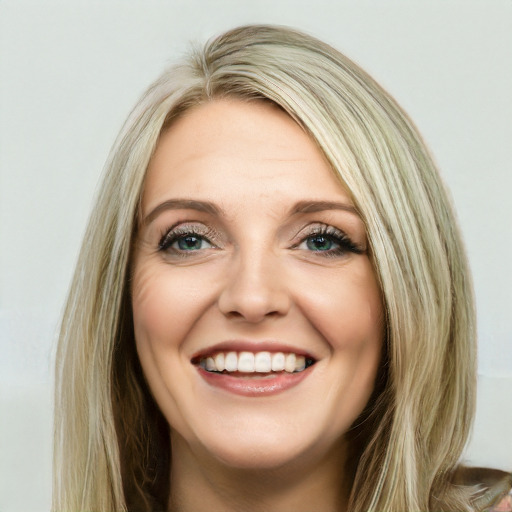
[295,224,363,257]
[171,235,212,251]
[158,224,216,255]
[304,235,338,252]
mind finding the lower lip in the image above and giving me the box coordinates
[196,367,313,397]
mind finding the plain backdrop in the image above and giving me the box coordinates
[0,1,511,510]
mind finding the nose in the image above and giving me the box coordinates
[217,249,291,323]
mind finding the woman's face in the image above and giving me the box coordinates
[132,99,383,470]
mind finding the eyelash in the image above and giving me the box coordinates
[293,224,364,257]
[158,223,218,255]
[157,223,363,257]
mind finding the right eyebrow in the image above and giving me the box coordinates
[142,199,221,226]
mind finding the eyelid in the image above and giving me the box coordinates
[292,222,345,245]
[158,221,220,251]
[291,222,364,255]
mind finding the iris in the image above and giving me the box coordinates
[306,235,337,252]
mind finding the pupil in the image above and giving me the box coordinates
[178,236,202,250]
[307,236,332,251]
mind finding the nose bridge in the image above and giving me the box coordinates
[218,240,290,322]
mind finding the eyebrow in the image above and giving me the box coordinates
[290,200,360,217]
[142,198,360,226]
[143,199,221,226]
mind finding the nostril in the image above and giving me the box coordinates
[223,307,283,323]
[217,266,291,322]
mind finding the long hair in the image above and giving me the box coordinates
[53,25,476,511]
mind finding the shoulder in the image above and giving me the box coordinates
[454,467,512,512]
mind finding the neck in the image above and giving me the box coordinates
[167,432,350,512]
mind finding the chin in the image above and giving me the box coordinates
[202,434,315,471]
[179,410,344,472]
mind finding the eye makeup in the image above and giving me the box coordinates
[156,219,365,261]
[293,223,365,257]
[158,222,219,256]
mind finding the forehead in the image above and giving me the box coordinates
[142,99,352,214]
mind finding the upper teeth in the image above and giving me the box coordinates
[199,351,309,373]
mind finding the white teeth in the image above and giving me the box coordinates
[225,351,238,372]
[199,350,312,374]
[238,352,255,372]
[214,353,225,372]
[255,352,272,372]
[284,353,296,373]
[271,352,285,371]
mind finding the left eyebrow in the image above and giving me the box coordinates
[290,200,360,217]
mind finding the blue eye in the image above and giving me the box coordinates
[174,235,211,251]
[296,225,363,257]
[158,225,215,254]
[305,235,338,252]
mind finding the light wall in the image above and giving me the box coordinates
[1,2,510,510]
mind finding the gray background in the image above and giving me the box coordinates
[1,1,511,510]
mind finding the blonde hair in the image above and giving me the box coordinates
[54,25,477,511]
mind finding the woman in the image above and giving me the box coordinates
[53,25,511,511]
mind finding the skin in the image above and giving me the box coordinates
[131,99,384,512]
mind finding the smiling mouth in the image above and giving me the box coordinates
[192,351,316,375]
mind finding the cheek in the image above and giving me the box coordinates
[132,264,173,344]
[131,261,212,347]
[130,260,218,433]
[296,259,384,351]
[293,259,384,420]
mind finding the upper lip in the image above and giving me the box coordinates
[190,340,318,363]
